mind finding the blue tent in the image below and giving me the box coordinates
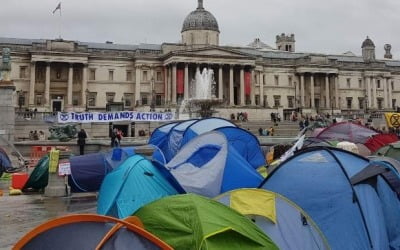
[148,121,180,149]
[69,148,136,192]
[97,154,182,219]
[260,146,400,250]
[214,127,265,169]
[215,189,330,250]
[164,119,198,162]
[180,118,236,147]
[0,147,12,176]
[163,131,263,197]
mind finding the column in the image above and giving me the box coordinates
[240,67,245,106]
[388,78,393,109]
[335,75,339,109]
[172,63,177,105]
[259,72,264,107]
[325,75,330,108]
[164,66,169,104]
[310,74,315,108]
[81,64,88,108]
[184,63,189,101]
[295,75,300,108]
[366,77,371,108]
[135,65,141,106]
[372,77,377,108]
[45,62,51,108]
[218,65,223,100]
[229,65,234,106]
[300,74,305,107]
[383,78,388,109]
[250,69,255,106]
[67,63,73,107]
[29,61,36,106]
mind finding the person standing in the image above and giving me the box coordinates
[77,129,87,155]
[111,128,118,147]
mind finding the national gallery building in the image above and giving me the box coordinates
[1,0,400,119]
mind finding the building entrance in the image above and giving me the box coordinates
[52,100,63,112]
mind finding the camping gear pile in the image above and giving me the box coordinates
[16,119,400,249]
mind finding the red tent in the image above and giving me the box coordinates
[364,134,398,152]
[315,122,377,144]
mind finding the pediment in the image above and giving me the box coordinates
[187,48,250,58]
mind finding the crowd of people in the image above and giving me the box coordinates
[28,130,46,141]
[230,112,248,122]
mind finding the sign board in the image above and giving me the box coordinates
[58,161,71,176]
[58,111,175,124]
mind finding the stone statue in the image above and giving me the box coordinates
[384,44,393,59]
[0,48,11,81]
[48,124,78,142]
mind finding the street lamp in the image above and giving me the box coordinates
[85,88,89,112]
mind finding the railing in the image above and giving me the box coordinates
[15,111,57,123]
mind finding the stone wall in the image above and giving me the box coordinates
[0,82,15,145]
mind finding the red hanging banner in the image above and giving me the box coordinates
[177,69,184,94]
[244,72,251,95]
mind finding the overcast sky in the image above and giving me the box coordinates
[1,0,400,58]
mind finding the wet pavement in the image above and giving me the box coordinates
[0,180,97,249]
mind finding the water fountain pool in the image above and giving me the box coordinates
[179,68,222,119]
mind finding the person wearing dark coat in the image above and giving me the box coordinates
[77,129,87,155]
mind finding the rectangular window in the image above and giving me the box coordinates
[72,93,79,106]
[274,75,279,86]
[106,92,115,103]
[156,71,162,81]
[124,93,133,107]
[274,95,281,107]
[126,71,132,81]
[35,94,42,106]
[255,95,260,105]
[19,66,27,79]
[377,80,381,89]
[287,96,294,108]
[109,70,114,81]
[89,69,96,80]
[347,78,351,88]
[88,92,97,107]
[359,79,362,88]
[288,76,293,87]
[358,98,364,110]
[346,97,352,109]
[156,95,163,106]
[143,71,148,81]
[141,94,148,105]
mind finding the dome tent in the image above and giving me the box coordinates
[260,146,400,250]
[215,189,330,250]
[134,194,279,250]
[161,131,263,197]
[14,214,172,250]
[315,121,377,144]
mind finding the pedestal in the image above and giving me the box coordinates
[44,151,71,197]
[0,81,16,145]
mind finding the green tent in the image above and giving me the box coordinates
[374,141,400,160]
[134,194,279,250]
[23,155,49,190]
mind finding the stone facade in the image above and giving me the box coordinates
[1,0,400,118]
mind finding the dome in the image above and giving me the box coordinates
[362,36,375,48]
[182,1,219,33]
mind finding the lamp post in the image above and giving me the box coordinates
[85,89,89,112]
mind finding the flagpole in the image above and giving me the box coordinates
[59,3,62,39]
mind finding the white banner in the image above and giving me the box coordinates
[58,111,175,123]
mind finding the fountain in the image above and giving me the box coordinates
[179,68,222,119]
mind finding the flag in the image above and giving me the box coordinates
[279,135,305,163]
[384,112,400,128]
[52,2,61,14]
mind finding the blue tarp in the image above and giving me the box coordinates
[148,121,180,150]
[163,131,263,197]
[260,147,400,250]
[214,127,265,169]
[0,147,12,171]
[97,154,181,218]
